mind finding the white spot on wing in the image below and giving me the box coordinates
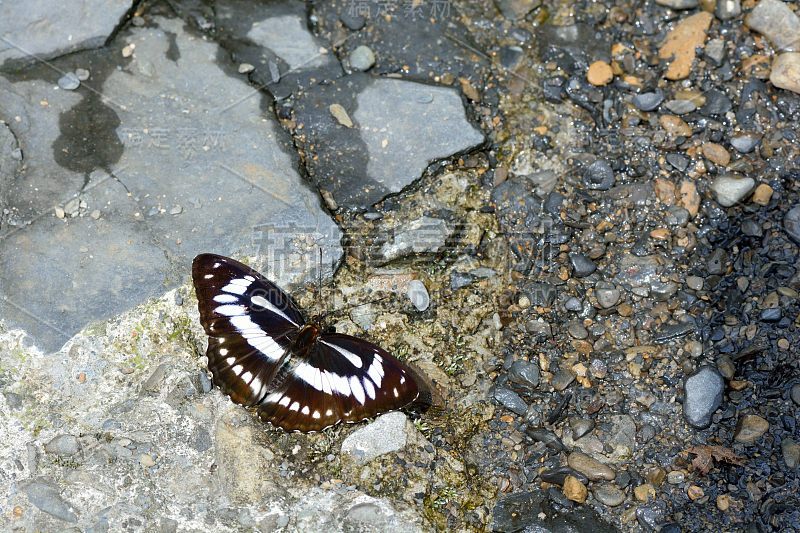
[214,294,238,304]
[289,401,300,412]
[216,304,245,316]
[350,376,365,404]
[312,410,321,419]
[393,387,399,398]
[231,365,243,376]
[367,359,383,387]
[204,273,213,279]
[241,371,253,383]
[279,396,291,407]
[363,378,376,400]
[301,405,310,415]
[321,340,363,368]
[221,282,248,295]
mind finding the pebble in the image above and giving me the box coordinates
[659,115,692,136]
[238,63,255,74]
[686,485,705,501]
[717,494,731,511]
[44,434,80,456]
[567,451,616,481]
[341,412,408,464]
[570,417,595,439]
[198,371,212,393]
[562,475,588,503]
[632,90,664,111]
[406,280,430,311]
[565,297,583,312]
[655,0,698,7]
[667,470,686,484]
[583,159,615,190]
[686,275,703,291]
[701,89,732,116]
[704,41,726,68]
[349,45,376,71]
[634,483,655,502]
[494,386,528,415]
[745,0,800,53]
[551,369,576,391]
[710,174,755,207]
[791,384,800,405]
[587,61,614,86]
[570,253,597,277]
[785,205,800,244]
[730,134,760,153]
[509,360,540,389]
[658,11,713,80]
[715,0,741,21]
[139,453,156,467]
[594,282,621,308]
[666,153,689,171]
[782,439,800,468]
[499,46,524,69]
[329,103,354,128]
[770,53,800,95]
[75,68,90,81]
[58,72,80,90]
[683,366,724,428]
[567,323,588,340]
[665,99,696,115]
[734,414,769,444]
[751,183,774,206]
[702,143,730,166]
[593,484,625,506]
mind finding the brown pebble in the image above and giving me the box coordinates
[770,53,800,95]
[634,483,655,502]
[659,115,692,137]
[658,12,714,80]
[702,142,731,166]
[617,303,633,317]
[687,485,705,501]
[563,475,588,503]
[655,178,677,205]
[680,180,700,217]
[751,183,773,206]
[77,372,86,383]
[734,414,769,444]
[717,494,731,511]
[587,61,614,86]
[650,228,670,240]
[329,103,354,128]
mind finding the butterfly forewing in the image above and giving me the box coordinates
[192,254,304,406]
[255,333,421,432]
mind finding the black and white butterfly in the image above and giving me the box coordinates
[192,253,432,432]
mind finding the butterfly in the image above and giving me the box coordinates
[191,253,432,432]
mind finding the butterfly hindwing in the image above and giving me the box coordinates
[255,333,422,432]
[192,253,304,406]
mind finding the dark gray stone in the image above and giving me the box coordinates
[509,360,540,389]
[493,386,528,415]
[583,160,615,190]
[784,205,800,244]
[701,89,733,116]
[665,99,696,115]
[570,253,597,277]
[632,90,664,111]
[683,366,725,428]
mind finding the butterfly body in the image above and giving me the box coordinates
[191,253,431,432]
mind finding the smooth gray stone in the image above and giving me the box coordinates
[683,366,724,428]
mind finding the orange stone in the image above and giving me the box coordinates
[659,12,714,80]
[659,115,693,138]
[655,178,677,205]
[587,60,614,86]
[751,183,774,206]
[702,142,731,166]
[680,180,700,217]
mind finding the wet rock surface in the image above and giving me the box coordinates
[1,0,800,530]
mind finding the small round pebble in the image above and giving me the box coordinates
[593,484,625,506]
[587,61,614,86]
[583,159,615,190]
[75,68,90,81]
[734,414,769,444]
[407,280,430,311]
[58,72,80,90]
[710,175,755,207]
[594,282,621,308]
[349,45,376,72]
[238,63,255,74]
[567,451,616,481]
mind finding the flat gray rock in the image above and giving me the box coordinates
[746,0,800,52]
[341,411,409,464]
[292,74,484,209]
[0,0,133,68]
[0,17,341,351]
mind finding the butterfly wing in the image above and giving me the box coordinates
[255,333,428,432]
[192,253,305,407]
